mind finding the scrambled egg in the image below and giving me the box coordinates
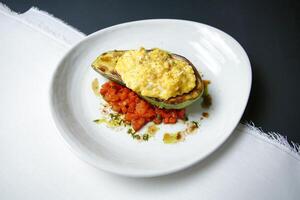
[115,48,196,100]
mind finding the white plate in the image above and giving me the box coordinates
[50,19,251,177]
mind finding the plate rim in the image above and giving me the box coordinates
[49,19,252,177]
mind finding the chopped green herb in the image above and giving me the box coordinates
[109,113,120,120]
[184,116,189,121]
[133,135,141,140]
[192,121,199,128]
[143,134,149,141]
[93,119,107,124]
[94,114,125,127]
[127,128,134,134]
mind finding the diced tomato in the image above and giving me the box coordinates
[131,118,146,131]
[121,106,127,113]
[163,117,169,124]
[119,90,128,100]
[158,109,169,118]
[168,117,177,124]
[108,94,119,102]
[170,110,177,118]
[177,109,186,119]
[125,113,137,121]
[99,81,187,131]
[153,115,162,124]
[135,101,148,115]
[128,92,136,99]
[111,104,121,112]
[127,103,135,113]
[143,109,156,119]
[100,87,108,95]
[120,100,128,107]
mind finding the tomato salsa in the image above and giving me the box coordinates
[100,81,186,131]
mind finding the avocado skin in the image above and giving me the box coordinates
[91,50,204,109]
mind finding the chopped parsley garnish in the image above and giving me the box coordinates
[143,134,149,141]
[192,121,199,128]
[127,128,134,134]
[93,119,107,124]
[133,135,141,140]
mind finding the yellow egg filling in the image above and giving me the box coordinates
[115,48,196,100]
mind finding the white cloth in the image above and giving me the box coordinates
[0,4,299,200]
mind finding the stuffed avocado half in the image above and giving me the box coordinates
[91,48,204,109]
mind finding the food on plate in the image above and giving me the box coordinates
[163,121,199,144]
[92,48,204,109]
[91,47,211,143]
[99,81,186,131]
[163,132,184,144]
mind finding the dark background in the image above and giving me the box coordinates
[3,0,300,142]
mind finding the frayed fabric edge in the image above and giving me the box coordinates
[0,3,85,46]
[26,7,85,38]
[0,2,18,16]
[238,122,300,161]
